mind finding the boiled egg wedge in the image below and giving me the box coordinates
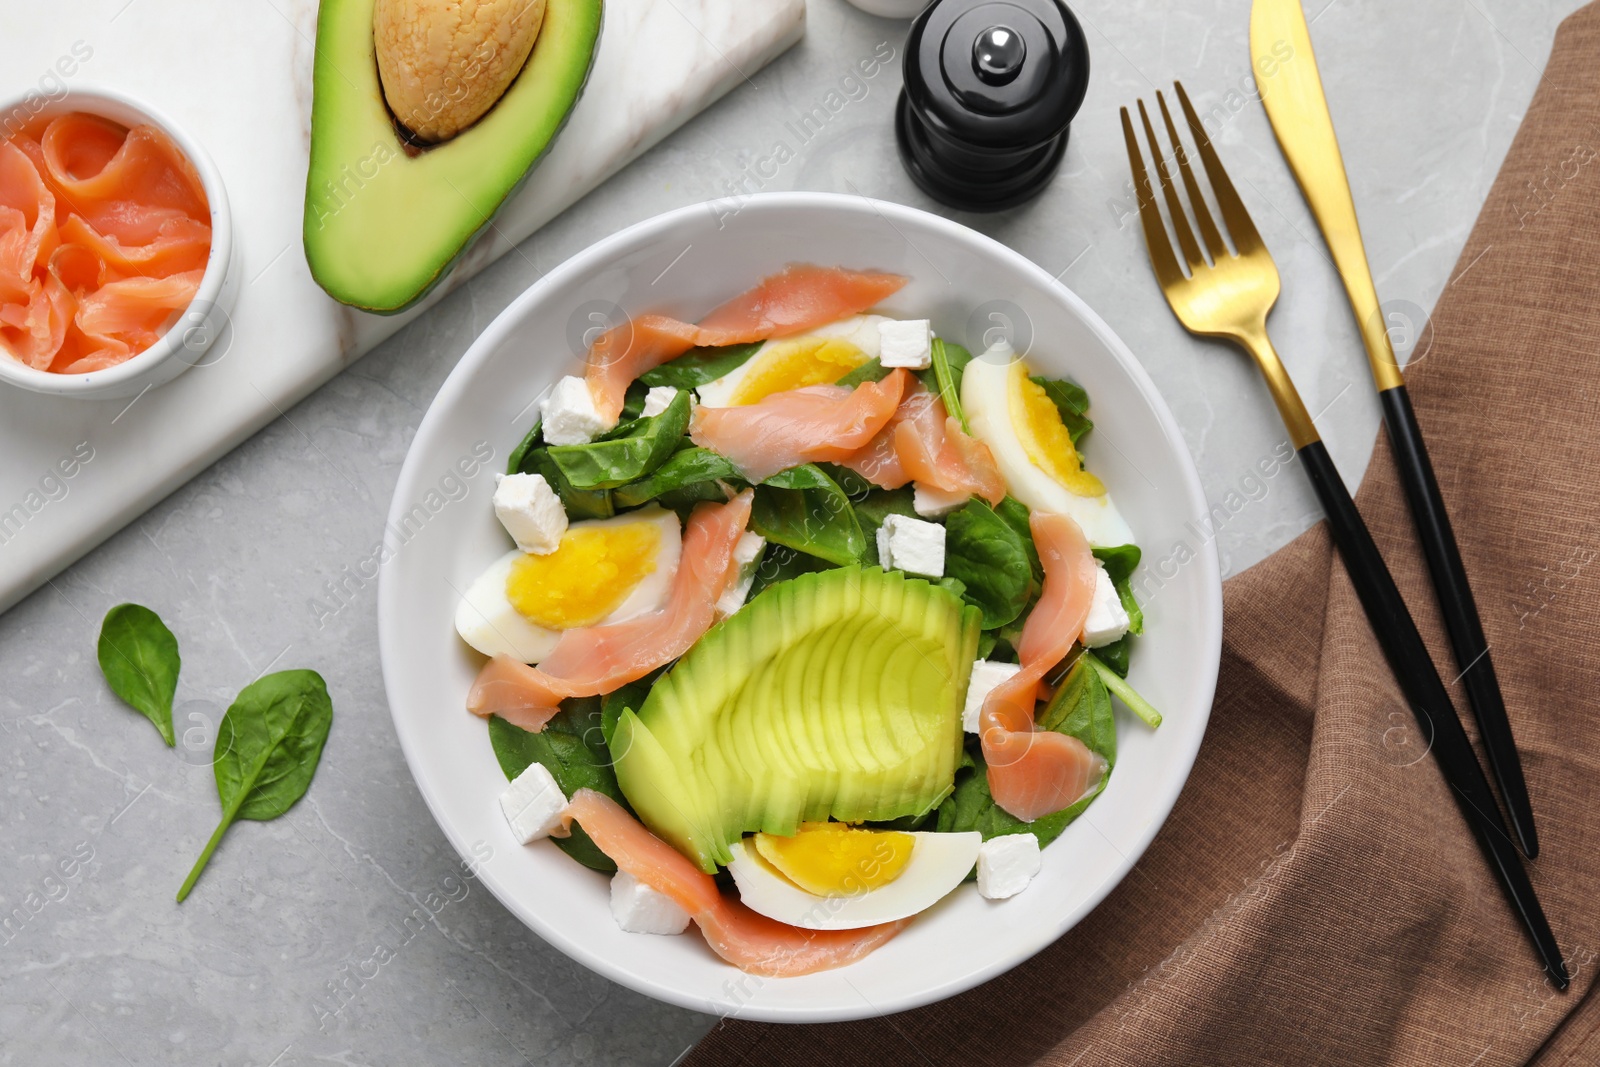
[962,343,1135,547]
[695,315,886,408]
[727,823,982,930]
[455,508,681,663]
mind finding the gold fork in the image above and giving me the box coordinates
[1122,82,1568,990]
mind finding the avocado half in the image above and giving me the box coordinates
[303,0,603,313]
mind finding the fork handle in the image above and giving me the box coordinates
[1296,439,1567,989]
[1380,384,1538,858]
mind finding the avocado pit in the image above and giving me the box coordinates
[373,0,547,144]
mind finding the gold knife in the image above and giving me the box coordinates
[1250,0,1539,858]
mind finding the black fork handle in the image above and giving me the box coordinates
[1296,440,1567,990]
[1380,384,1538,858]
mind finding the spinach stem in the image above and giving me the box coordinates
[176,802,239,902]
[1084,651,1163,729]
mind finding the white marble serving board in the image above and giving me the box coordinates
[0,0,804,614]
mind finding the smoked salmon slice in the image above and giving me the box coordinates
[688,369,910,483]
[1,113,211,375]
[565,789,909,976]
[468,491,755,731]
[583,264,906,422]
[840,378,1006,505]
[979,510,1108,821]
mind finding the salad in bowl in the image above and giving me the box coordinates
[452,263,1164,977]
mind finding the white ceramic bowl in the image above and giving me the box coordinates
[378,192,1222,1022]
[0,86,237,399]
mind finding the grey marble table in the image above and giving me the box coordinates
[2,0,1582,1063]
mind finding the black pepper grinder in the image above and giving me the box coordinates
[895,0,1090,212]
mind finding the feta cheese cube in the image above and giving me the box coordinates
[962,659,1024,733]
[878,319,933,370]
[493,472,567,555]
[715,532,767,618]
[913,483,969,519]
[1081,563,1131,648]
[877,514,945,578]
[977,834,1041,900]
[609,870,691,934]
[498,762,568,844]
[539,375,612,445]
[642,385,679,418]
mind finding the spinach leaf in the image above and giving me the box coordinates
[934,658,1115,850]
[836,357,891,388]
[994,496,1043,584]
[1031,376,1094,444]
[852,488,917,562]
[523,448,614,520]
[600,676,658,751]
[97,603,180,746]
[944,500,1033,629]
[1092,634,1132,677]
[611,445,737,509]
[747,543,832,601]
[751,464,867,567]
[1092,544,1144,635]
[507,421,544,477]
[618,380,650,423]
[489,698,626,872]
[922,340,974,432]
[1084,650,1162,728]
[818,462,875,502]
[546,390,691,490]
[177,670,333,901]
[639,342,763,389]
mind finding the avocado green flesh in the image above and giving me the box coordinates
[303,0,603,313]
[613,567,981,872]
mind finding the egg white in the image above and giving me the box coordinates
[962,343,1136,548]
[695,314,888,408]
[454,508,682,663]
[727,830,982,930]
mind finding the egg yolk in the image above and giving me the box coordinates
[752,823,914,897]
[1007,361,1106,497]
[728,338,869,406]
[506,522,662,630]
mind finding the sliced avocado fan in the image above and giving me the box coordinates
[614,567,982,872]
[303,0,603,313]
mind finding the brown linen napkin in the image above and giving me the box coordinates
[684,5,1600,1064]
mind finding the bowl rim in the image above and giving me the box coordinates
[378,190,1223,1021]
[0,83,233,394]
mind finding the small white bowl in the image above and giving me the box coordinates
[379,192,1222,1022]
[0,85,237,400]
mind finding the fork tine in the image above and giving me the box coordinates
[1120,106,1185,290]
[1137,100,1205,273]
[1174,81,1265,256]
[1157,90,1227,262]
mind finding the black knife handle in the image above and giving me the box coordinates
[1380,384,1538,858]
[1296,440,1567,989]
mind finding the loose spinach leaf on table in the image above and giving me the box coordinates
[611,445,737,510]
[921,340,974,431]
[639,342,763,389]
[944,499,1034,629]
[489,696,629,873]
[750,464,866,567]
[1031,376,1094,445]
[97,603,180,746]
[1092,543,1145,635]
[177,670,334,901]
[934,657,1115,851]
[545,390,692,490]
